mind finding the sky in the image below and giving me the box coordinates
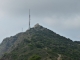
[0,0,80,43]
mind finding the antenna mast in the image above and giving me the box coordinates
[29,9,30,29]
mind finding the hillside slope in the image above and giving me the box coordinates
[0,24,80,60]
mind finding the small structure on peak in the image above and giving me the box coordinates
[34,23,43,28]
[34,23,40,27]
[33,23,44,30]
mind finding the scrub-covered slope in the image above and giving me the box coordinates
[0,24,80,60]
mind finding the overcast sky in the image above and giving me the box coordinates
[0,0,80,43]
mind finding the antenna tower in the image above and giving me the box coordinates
[29,9,30,29]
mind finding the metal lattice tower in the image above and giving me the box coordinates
[29,9,30,29]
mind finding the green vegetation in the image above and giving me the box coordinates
[29,55,41,60]
[0,24,80,60]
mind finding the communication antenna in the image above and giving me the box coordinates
[29,9,30,29]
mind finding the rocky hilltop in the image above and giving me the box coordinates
[0,24,80,60]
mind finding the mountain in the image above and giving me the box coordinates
[0,24,80,60]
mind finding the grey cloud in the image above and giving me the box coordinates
[1,0,80,17]
[0,0,80,42]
